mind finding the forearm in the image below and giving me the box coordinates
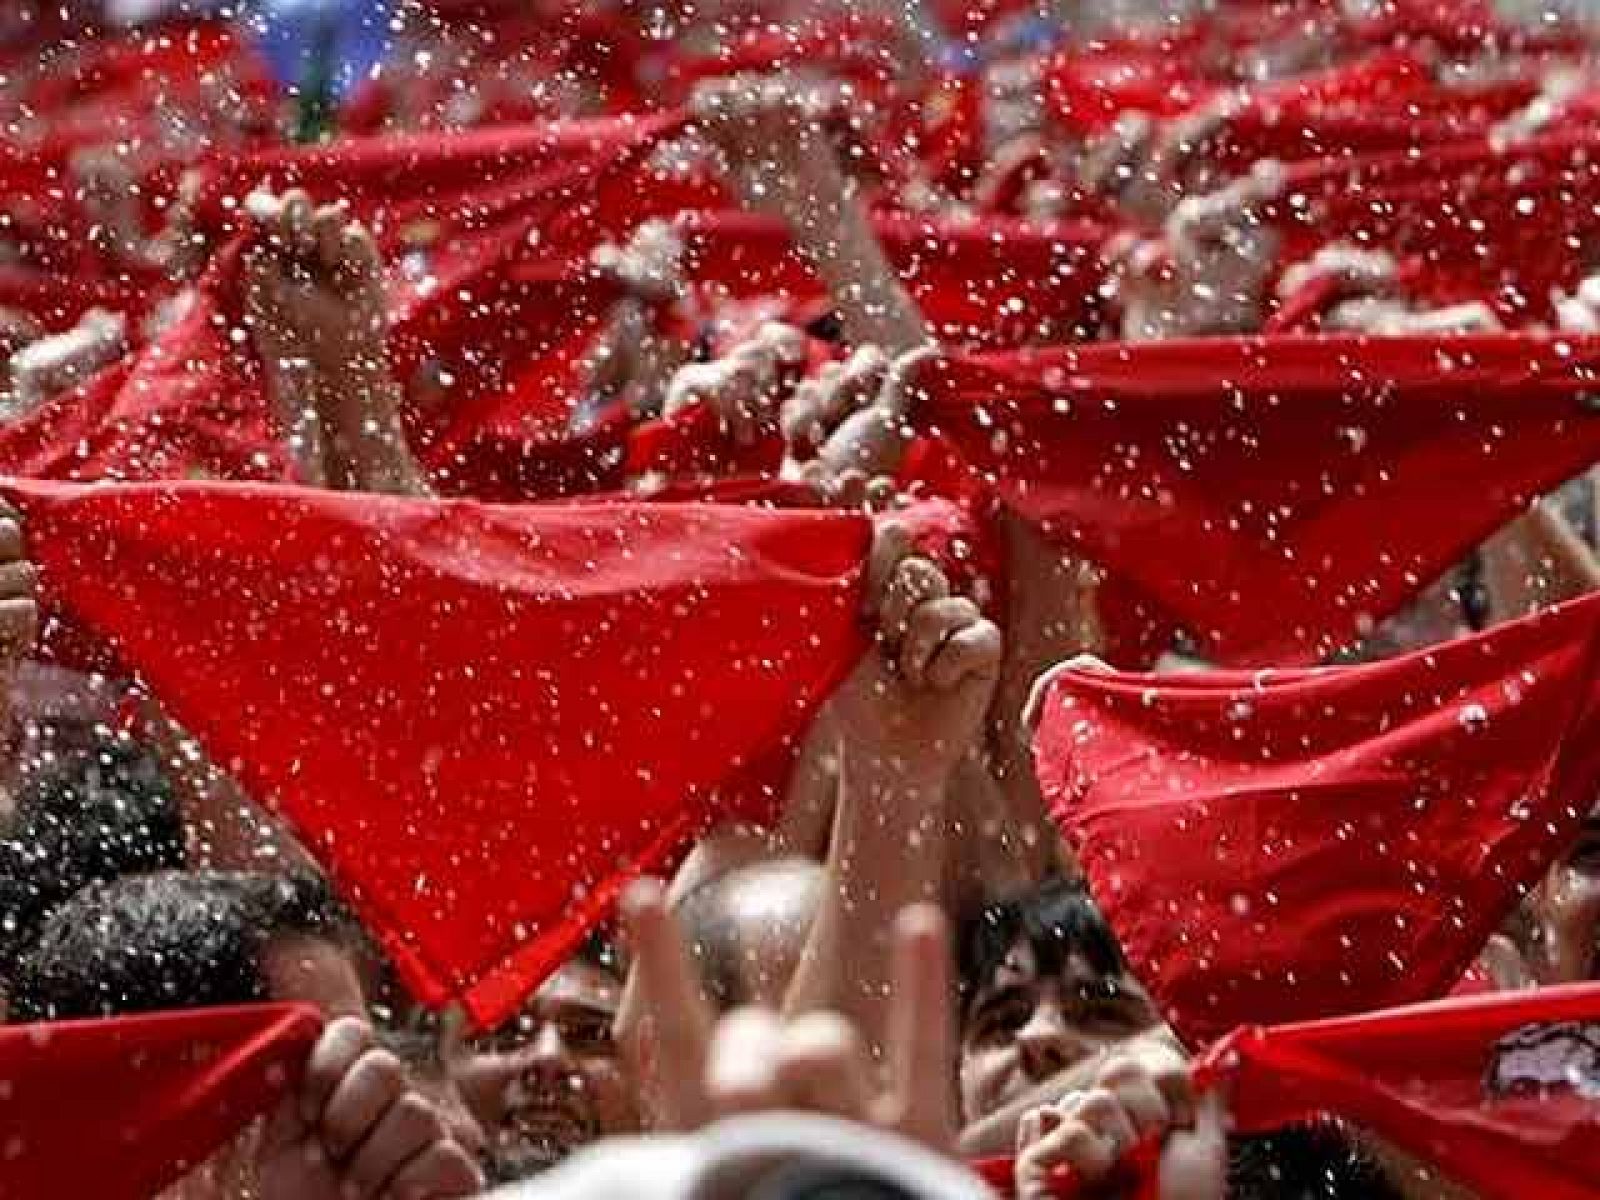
[774,704,843,861]
[318,358,434,497]
[943,753,1046,919]
[782,737,950,1059]
[734,146,929,355]
[987,510,1103,875]
[145,711,313,871]
[1480,504,1600,623]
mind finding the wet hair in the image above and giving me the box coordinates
[1227,1126,1402,1200]
[9,868,346,1022]
[958,874,1129,1019]
[0,739,185,974]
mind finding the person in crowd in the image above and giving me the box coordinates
[0,738,186,1008]
[450,934,644,1183]
[6,5,1600,1200]
[10,869,486,1199]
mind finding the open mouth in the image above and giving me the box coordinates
[503,1102,598,1168]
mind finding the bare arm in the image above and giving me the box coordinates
[782,532,1000,1063]
[984,507,1105,880]
[1480,504,1600,624]
[781,700,956,1054]
[315,356,434,497]
[697,77,931,355]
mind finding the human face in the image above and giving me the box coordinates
[958,936,1159,1121]
[452,960,639,1177]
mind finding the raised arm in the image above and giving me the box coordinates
[243,189,433,497]
[694,75,932,356]
[782,520,1000,1062]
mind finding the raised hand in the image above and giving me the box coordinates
[592,219,688,307]
[257,1017,484,1200]
[832,518,1003,772]
[664,322,808,446]
[1015,1056,1225,1200]
[243,188,387,379]
[622,878,960,1155]
[243,188,428,495]
[800,345,946,507]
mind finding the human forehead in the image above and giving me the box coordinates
[529,959,622,1016]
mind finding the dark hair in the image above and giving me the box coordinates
[573,927,625,982]
[1227,1126,1403,1200]
[958,874,1129,1018]
[0,739,186,973]
[9,869,343,1022]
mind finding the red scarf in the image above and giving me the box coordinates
[1201,982,1600,1200]
[1033,591,1600,1046]
[0,240,289,486]
[919,335,1600,665]
[0,1003,320,1200]
[1268,130,1600,317]
[978,983,1600,1199]
[1,479,870,1028]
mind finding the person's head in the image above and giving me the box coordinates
[8,868,366,1022]
[957,875,1160,1122]
[672,857,823,1012]
[0,739,186,988]
[451,931,640,1181]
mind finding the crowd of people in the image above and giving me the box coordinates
[4,0,1600,1197]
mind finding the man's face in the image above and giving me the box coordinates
[958,936,1159,1122]
[452,960,640,1178]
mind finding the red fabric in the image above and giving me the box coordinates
[0,266,151,332]
[179,114,711,270]
[0,239,291,485]
[0,1004,321,1200]
[1032,592,1600,1046]
[0,127,717,501]
[921,335,1600,666]
[438,205,1114,498]
[1044,51,1210,136]
[1,479,870,1028]
[1200,983,1600,1200]
[675,209,1113,349]
[1265,130,1600,318]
